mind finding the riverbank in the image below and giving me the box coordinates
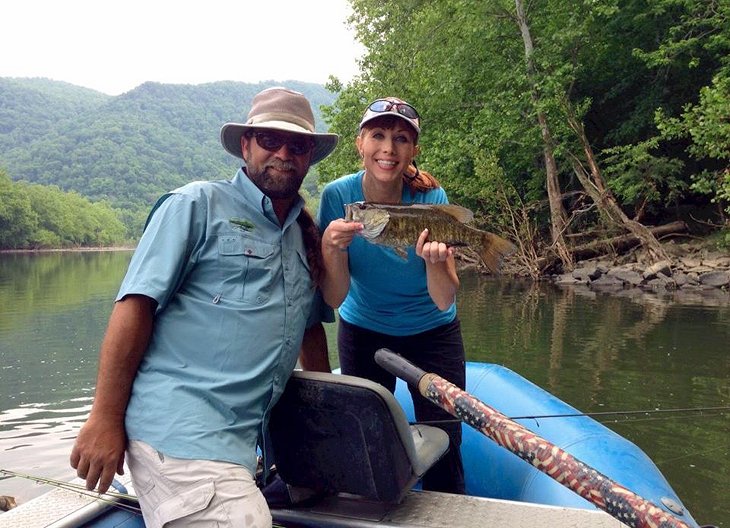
[550,236,730,305]
[456,233,730,305]
[3,239,729,303]
[552,235,730,282]
[0,246,136,254]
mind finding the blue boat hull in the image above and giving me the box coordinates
[395,362,696,524]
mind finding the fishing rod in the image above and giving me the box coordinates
[1,469,289,528]
[375,348,696,528]
[414,405,729,426]
[509,405,730,421]
[0,468,141,515]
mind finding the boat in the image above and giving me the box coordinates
[0,359,705,528]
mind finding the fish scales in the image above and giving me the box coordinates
[380,206,479,248]
[345,202,516,273]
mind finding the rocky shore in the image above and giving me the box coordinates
[552,239,730,305]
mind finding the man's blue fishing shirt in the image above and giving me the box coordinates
[119,168,315,474]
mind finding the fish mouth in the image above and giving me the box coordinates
[344,201,366,222]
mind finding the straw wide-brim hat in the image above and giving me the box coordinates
[221,87,338,165]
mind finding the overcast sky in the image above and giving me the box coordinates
[2,0,364,95]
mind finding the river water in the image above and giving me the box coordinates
[0,251,727,526]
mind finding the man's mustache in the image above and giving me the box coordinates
[266,161,297,173]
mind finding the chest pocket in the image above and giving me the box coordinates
[218,235,276,304]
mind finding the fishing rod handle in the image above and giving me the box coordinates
[374,348,427,387]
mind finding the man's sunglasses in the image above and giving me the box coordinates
[252,131,314,156]
[367,99,420,120]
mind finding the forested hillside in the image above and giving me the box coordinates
[0,78,336,240]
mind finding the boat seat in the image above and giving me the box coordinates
[268,370,449,504]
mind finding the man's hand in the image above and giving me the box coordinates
[70,414,127,494]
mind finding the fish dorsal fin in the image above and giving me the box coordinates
[432,204,474,223]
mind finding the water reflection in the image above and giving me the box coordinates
[0,253,727,525]
[0,251,132,502]
[0,399,93,501]
[455,274,728,526]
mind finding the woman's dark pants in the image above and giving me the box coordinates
[338,318,466,495]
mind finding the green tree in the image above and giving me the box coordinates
[0,169,38,248]
[646,0,730,220]
[601,0,730,220]
[11,181,128,248]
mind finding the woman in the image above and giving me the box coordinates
[318,97,466,494]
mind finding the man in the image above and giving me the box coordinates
[70,87,337,527]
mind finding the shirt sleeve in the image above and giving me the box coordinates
[430,186,449,205]
[117,192,202,310]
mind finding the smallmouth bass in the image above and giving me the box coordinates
[344,202,515,273]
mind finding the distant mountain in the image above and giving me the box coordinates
[0,77,337,213]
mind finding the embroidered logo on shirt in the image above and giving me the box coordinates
[229,218,255,231]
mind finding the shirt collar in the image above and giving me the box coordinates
[233,168,305,229]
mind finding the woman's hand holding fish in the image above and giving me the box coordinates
[322,218,363,252]
[416,228,459,311]
[416,228,454,263]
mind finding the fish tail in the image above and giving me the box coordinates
[478,233,517,273]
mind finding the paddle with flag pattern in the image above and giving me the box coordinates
[374,348,694,528]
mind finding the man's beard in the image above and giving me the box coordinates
[245,160,307,200]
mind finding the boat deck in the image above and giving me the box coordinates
[0,476,140,528]
[272,490,626,528]
[1,482,627,528]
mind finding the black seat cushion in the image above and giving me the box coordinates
[269,372,417,502]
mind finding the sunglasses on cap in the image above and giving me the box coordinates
[366,99,420,120]
[252,131,314,156]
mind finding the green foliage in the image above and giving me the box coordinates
[630,0,730,217]
[0,170,38,248]
[318,80,370,183]
[602,138,686,219]
[0,170,127,249]
[657,73,730,216]
[0,78,109,153]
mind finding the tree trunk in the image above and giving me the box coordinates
[565,103,672,264]
[536,221,686,270]
[514,0,574,271]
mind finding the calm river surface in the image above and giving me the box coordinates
[0,251,728,526]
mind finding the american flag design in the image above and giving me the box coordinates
[423,374,691,528]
